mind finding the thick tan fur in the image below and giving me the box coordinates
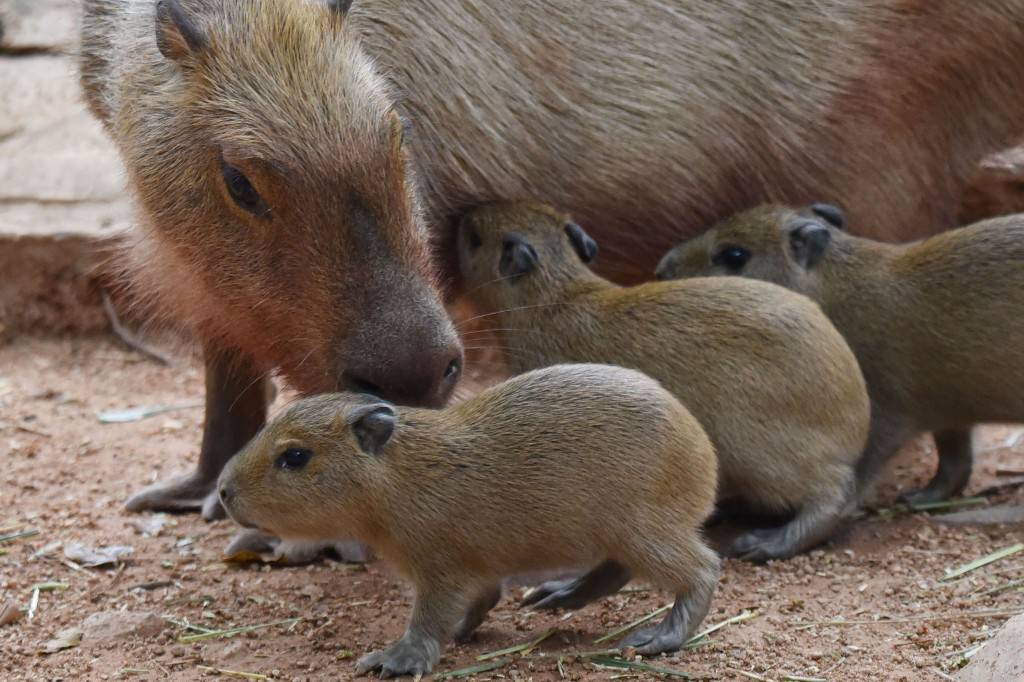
[457,202,871,560]
[657,205,1024,501]
[220,364,719,674]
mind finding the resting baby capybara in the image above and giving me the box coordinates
[657,204,1024,504]
[457,202,871,561]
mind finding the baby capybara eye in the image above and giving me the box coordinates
[712,245,751,271]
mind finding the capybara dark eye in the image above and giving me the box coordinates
[275,447,312,471]
[444,358,461,380]
[221,160,268,217]
[467,227,482,250]
[712,245,750,271]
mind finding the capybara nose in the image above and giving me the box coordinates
[343,342,463,408]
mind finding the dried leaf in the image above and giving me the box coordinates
[221,549,267,564]
[129,515,169,537]
[43,627,82,653]
[64,543,133,567]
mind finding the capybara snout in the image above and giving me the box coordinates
[89,0,463,407]
[339,290,463,408]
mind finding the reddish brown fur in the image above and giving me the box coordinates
[81,0,460,398]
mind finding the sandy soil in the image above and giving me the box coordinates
[1,336,1022,681]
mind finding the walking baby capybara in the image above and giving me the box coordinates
[218,364,720,676]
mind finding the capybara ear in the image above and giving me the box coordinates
[809,203,846,231]
[326,0,355,14]
[787,219,833,270]
[155,0,206,63]
[565,222,598,263]
[351,404,396,456]
[499,235,540,279]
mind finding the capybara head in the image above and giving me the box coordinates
[133,0,461,405]
[654,203,847,292]
[457,202,599,310]
[218,392,396,540]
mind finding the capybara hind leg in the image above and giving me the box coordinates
[126,347,267,519]
[355,580,466,678]
[521,560,631,610]
[854,411,915,500]
[731,470,855,562]
[901,429,973,506]
[454,583,502,642]
[619,539,719,655]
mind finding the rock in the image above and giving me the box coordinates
[958,613,1024,681]
[220,640,248,661]
[0,50,131,338]
[80,611,165,647]
[300,584,325,601]
[0,0,78,53]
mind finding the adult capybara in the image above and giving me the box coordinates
[80,0,1024,535]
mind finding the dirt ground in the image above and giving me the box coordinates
[0,337,1022,681]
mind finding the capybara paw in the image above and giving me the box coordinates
[521,578,585,610]
[453,618,477,644]
[898,485,951,507]
[618,623,686,656]
[729,528,792,563]
[125,472,215,513]
[354,649,387,677]
[354,643,435,678]
[201,490,227,521]
[223,530,281,561]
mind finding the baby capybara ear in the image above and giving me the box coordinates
[809,203,846,230]
[350,403,396,456]
[787,218,833,270]
[565,222,599,263]
[325,0,355,14]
